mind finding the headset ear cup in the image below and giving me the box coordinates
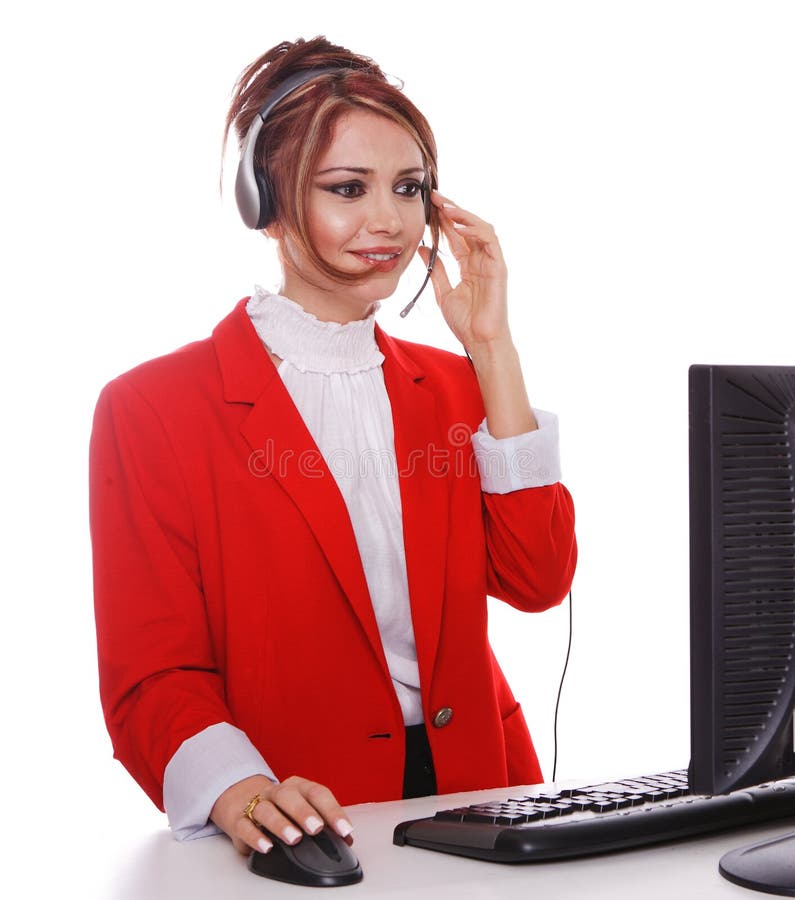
[236,67,345,230]
[422,181,432,225]
[254,167,276,230]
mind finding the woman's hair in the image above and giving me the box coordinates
[223,36,440,286]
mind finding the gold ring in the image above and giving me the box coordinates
[243,793,264,825]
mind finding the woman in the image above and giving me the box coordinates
[89,35,577,860]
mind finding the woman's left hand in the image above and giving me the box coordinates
[417,190,512,352]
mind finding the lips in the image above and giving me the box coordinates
[351,246,402,259]
[350,247,403,272]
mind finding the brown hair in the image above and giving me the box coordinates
[223,36,440,286]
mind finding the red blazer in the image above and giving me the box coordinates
[90,298,577,812]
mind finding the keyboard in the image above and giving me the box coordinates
[393,769,795,862]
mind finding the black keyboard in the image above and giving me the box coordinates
[393,769,795,862]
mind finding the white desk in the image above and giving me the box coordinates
[89,784,794,899]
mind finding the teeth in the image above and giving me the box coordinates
[360,253,398,261]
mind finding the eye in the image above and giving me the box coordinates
[396,180,423,198]
[327,181,365,199]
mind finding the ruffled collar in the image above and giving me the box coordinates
[246,286,384,375]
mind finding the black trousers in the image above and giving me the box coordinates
[402,724,438,799]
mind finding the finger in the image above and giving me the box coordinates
[431,190,491,228]
[267,779,354,840]
[438,210,504,265]
[432,192,503,257]
[234,815,276,856]
[436,211,470,260]
[438,206,498,246]
[265,782,327,836]
[250,797,306,845]
[449,225,503,262]
[300,781,354,839]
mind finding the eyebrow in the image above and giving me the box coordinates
[316,166,425,176]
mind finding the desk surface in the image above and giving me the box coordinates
[85,783,795,899]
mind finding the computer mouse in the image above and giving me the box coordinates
[248,826,363,887]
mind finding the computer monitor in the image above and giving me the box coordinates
[688,364,795,894]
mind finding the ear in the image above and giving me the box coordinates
[262,221,283,240]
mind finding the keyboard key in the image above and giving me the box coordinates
[519,811,544,823]
[619,780,653,791]
[463,812,498,824]
[591,800,618,812]
[433,810,464,822]
[495,813,529,825]
[586,782,633,794]
[532,804,563,819]
[551,802,576,815]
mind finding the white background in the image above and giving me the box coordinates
[2,1,793,894]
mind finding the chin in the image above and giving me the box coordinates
[365,282,407,309]
[363,278,401,302]
[286,254,415,319]
[340,267,403,302]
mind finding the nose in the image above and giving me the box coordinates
[364,187,402,235]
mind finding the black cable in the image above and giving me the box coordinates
[552,588,573,782]
[399,244,438,318]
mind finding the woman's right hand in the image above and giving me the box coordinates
[209,774,354,856]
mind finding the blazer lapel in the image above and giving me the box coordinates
[376,325,450,690]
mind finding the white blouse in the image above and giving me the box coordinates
[163,286,563,840]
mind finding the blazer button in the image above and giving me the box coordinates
[432,707,454,728]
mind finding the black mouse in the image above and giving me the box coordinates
[248,826,363,887]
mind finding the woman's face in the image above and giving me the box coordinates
[275,108,428,322]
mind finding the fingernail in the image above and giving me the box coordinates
[283,825,302,844]
[257,837,273,854]
[336,818,353,838]
[305,815,323,834]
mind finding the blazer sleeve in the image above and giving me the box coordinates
[472,411,577,613]
[89,376,233,812]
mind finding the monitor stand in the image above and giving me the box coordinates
[719,830,795,896]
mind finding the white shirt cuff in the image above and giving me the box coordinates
[471,408,562,493]
[163,722,278,841]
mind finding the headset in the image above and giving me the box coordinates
[234,66,437,316]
